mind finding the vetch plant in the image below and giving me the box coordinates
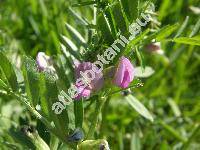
[0,1,158,149]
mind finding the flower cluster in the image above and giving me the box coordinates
[74,56,134,98]
[36,52,135,100]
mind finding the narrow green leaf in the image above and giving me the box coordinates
[189,17,200,37]
[68,8,89,26]
[61,36,81,60]
[125,95,154,122]
[29,16,40,35]
[112,2,128,34]
[0,52,18,92]
[97,12,114,44]
[173,36,200,46]
[135,47,145,69]
[119,0,131,22]
[65,23,86,46]
[174,16,189,38]
[54,55,73,89]
[39,73,50,117]
[119,0,140,22]
[104,6,118,39]
[130,132,141,150]
[156,24,179,41]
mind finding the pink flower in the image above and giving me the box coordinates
[36,52,55,72]
[75,86,91,100]
[74,61,104,99]
[113,56,134,88]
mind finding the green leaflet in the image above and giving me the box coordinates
[125,95,154,122]
[97,11,114,44]
[68,8,89,26]
[112,2,128,34]
[156,24,179,41]
[134,66,155,78]
[172,36,200,46]
[22,56,40,107]
[119,0,140,23]
[61,35,81,60]
[65,23,86,47]
[104,6,118,39]
[0,52,18,92]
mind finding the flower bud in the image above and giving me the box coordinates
[113,56,134,88]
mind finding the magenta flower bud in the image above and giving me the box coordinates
[74,61,104,99]
[113,56,134,88]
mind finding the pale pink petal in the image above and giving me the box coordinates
[113,59,125,87]
[113,56,134,89]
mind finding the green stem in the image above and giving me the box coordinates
[9,91,72,147]
[50,134,60,150]
[28,132,50,150]
[86,97,107,139]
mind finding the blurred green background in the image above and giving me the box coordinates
[0,0,200,149]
